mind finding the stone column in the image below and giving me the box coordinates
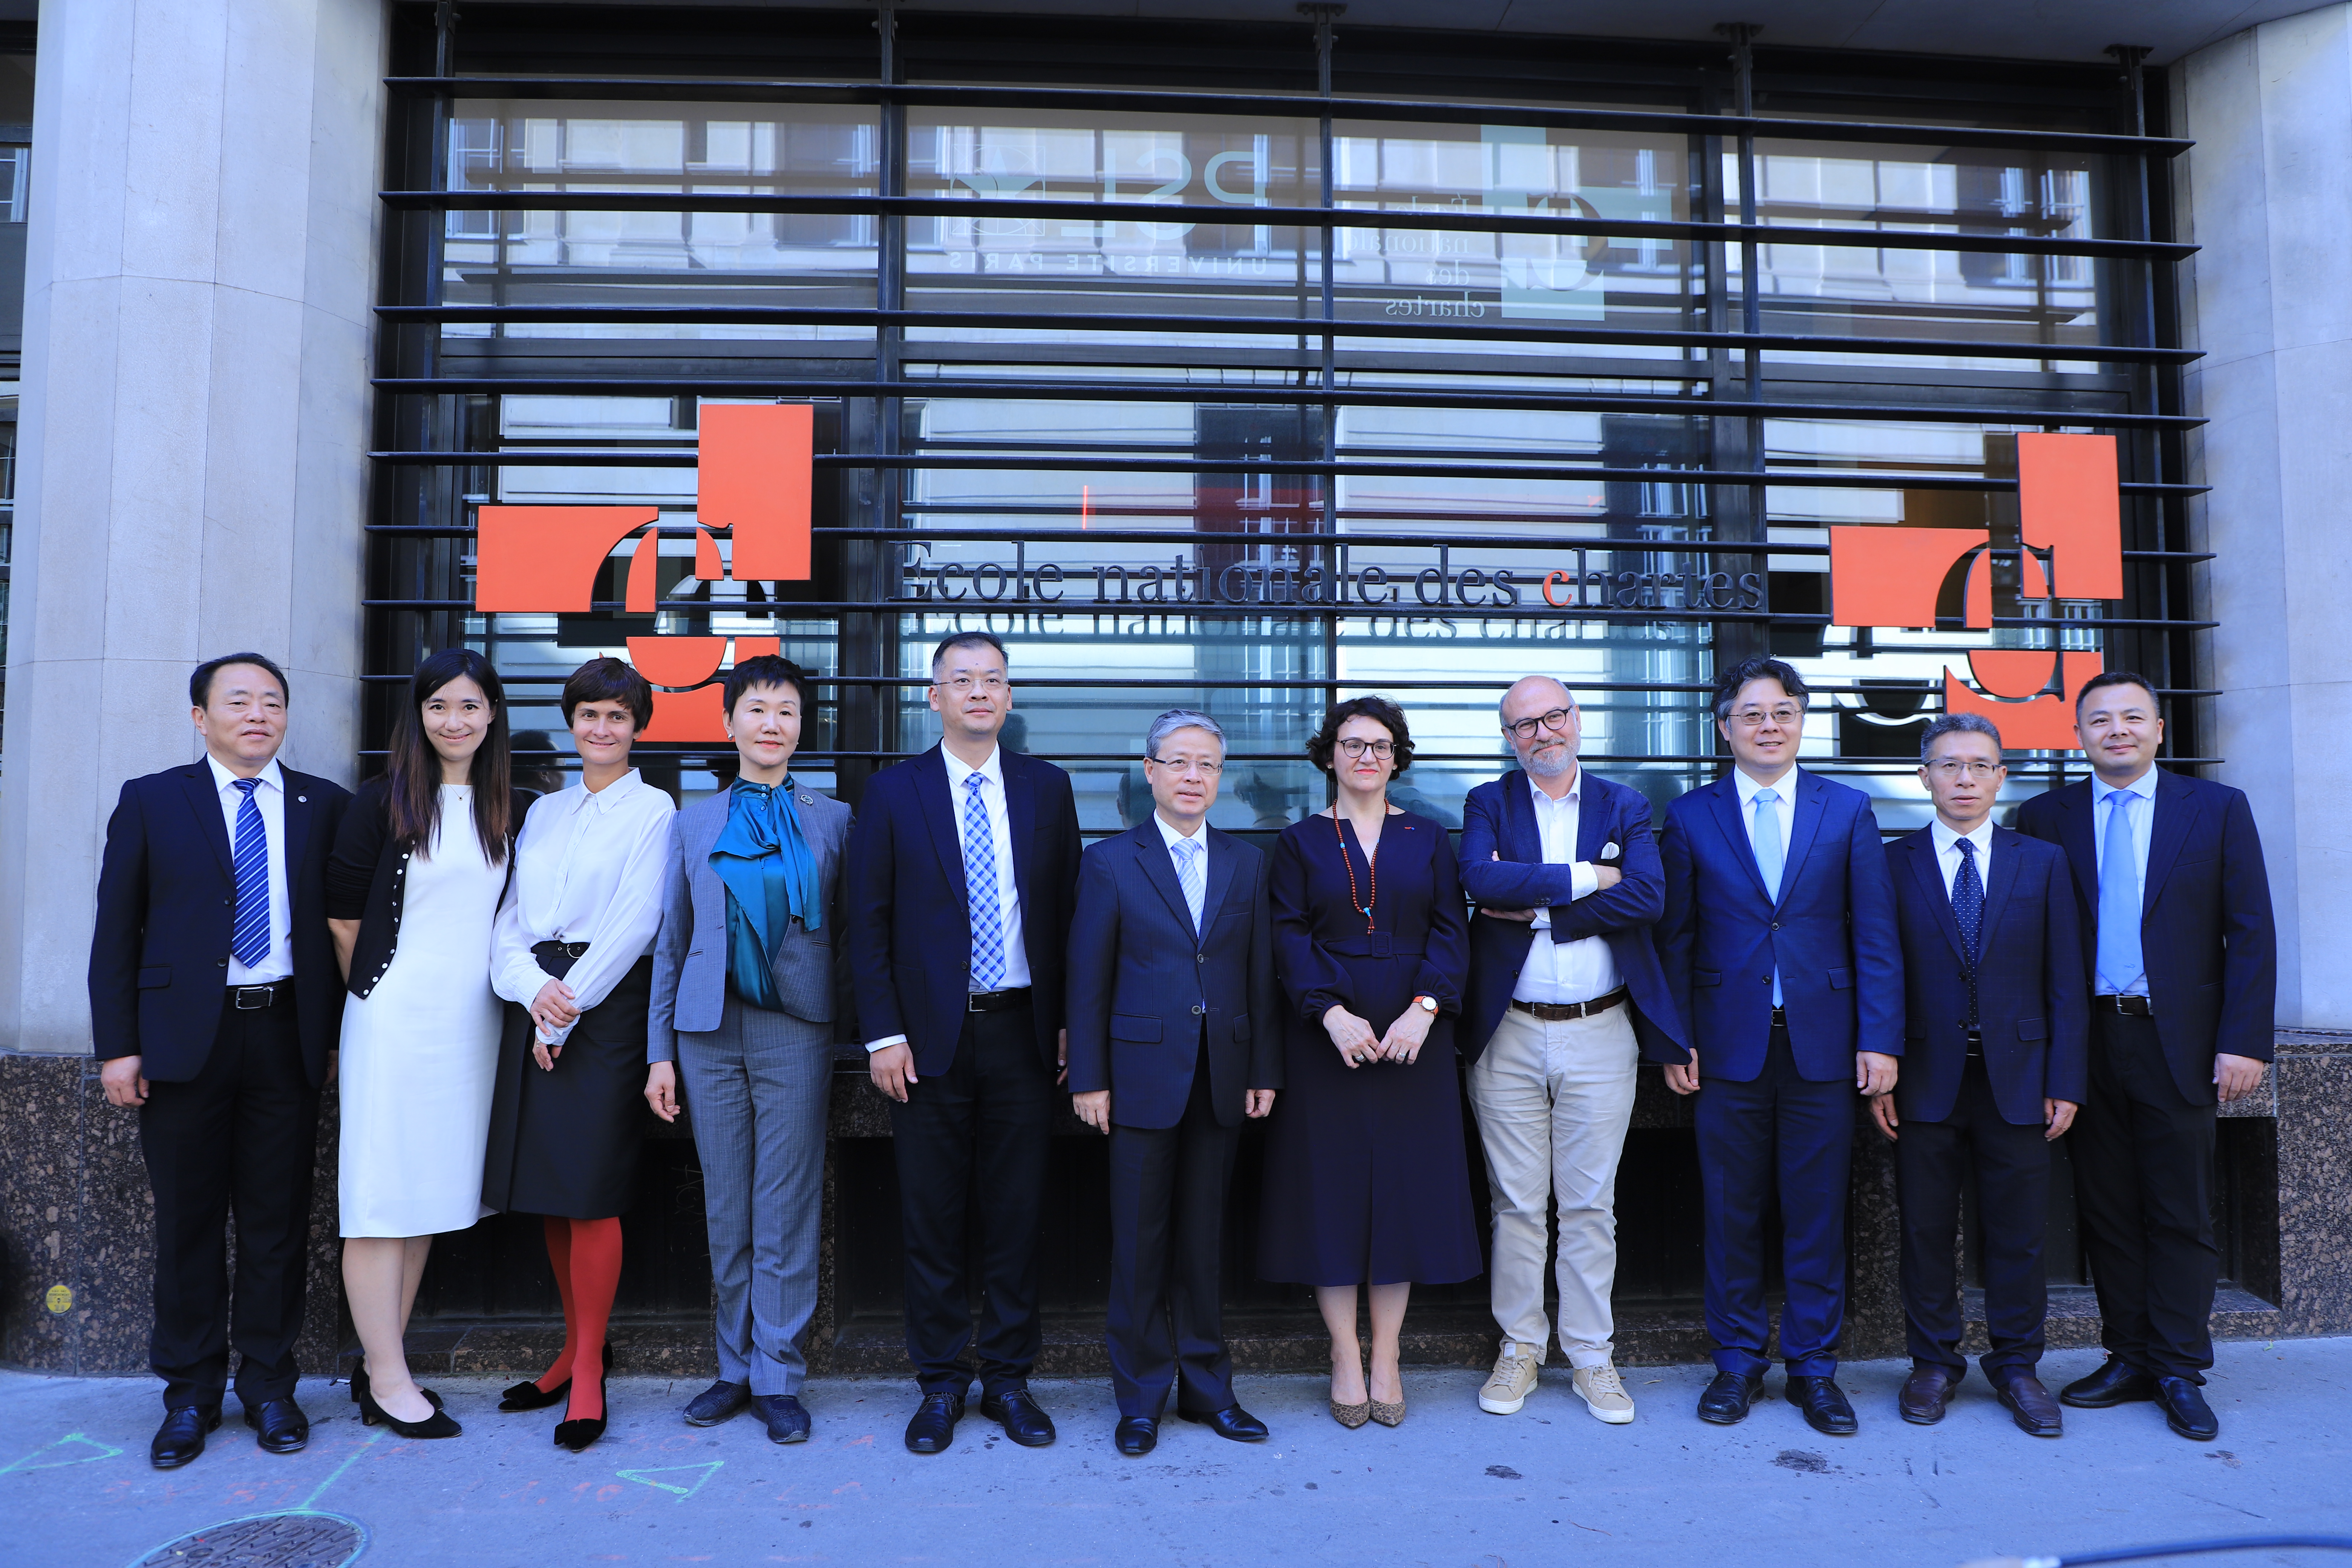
[0,0,386,1055]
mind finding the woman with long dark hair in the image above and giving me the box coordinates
[326,648,530,1440]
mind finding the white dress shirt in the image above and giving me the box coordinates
[2090,763,2159,997]
[210,755,292,985]
[1929,815,1996,897]
[491,769,676,1046]
[1512,769,1620,1005]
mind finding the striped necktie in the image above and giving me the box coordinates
[230,778,272,969]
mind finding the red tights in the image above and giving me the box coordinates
[537,1215,622,1422]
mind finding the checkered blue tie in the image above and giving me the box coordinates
[1173,835,1205,936]
[230,778,271,969]
[963,772,1006,990]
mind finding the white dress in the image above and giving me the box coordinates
[338,785,507,1238]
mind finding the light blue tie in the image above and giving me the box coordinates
[2096,788,2145,995]
[230,778,272,970]
[1753,787,1784,1007]
[963,771,1006,991]
[1173,835,1205,936]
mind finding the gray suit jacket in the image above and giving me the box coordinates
[647,784,853,1062]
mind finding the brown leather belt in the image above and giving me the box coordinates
[1510,988,1628,1023]
[2095,993,2155,1017]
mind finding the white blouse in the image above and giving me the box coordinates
[491,768,676,1046]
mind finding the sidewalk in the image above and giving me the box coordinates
[5,1339,2348,1568]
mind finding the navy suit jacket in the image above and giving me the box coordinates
[88,761,353,1086]
[1657,767,1903,1083]
[1887,825,2088,1125]
[2015,769,2278,1107]
[1063,821,1283,1129]
[845,744,1083,1076]
[1456,767,1689,1066]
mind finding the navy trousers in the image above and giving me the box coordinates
[1895,1054,2052,1377]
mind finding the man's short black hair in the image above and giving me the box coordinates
[2073,669,2159,714]
[930,629,1008,677]
[724,653,814,716]
[561,656,655,730]
[1711,656,1808,724]
[190,652,290,709]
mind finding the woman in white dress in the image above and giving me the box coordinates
[326,648,530,1439]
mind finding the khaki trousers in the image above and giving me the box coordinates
[1466,1001,1639,1367]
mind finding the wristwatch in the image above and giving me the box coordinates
[1414,994,1439,1014]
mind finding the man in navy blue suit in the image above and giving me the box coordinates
[1457,677,1688,1427]
[88,654,351,1470]
[1875,712,2086,1437]
[1065,710,1281,1457]
[846,630,1083,1455]
[1657,656,1902,1435]
[2016,671,2277,1442]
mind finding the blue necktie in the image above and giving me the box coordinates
[1173,835,1205,936]
[1952,836,1983,1025]
[2096,788,2144,995]
[230,778,272,970]
[1752,788,1783,1007]
[963,771,1006,991]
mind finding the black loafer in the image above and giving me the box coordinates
[1899,1364,1960,1426]
[905,1392,965,1454]
[683,1380,750,1427]
[756,1394,812,1445]
[1178,1404,1269,1442]
[2154,1376,2219,1441]
[1991,1369,2064,1438]
[1114,1416,1158,1456]
[151,1406,221,1470]
[1696,1370,1763,1426]
[1785,1375,1859,1436]
[980,1388,1057,1448]
[2060,1355,2156,1409]
[244,1397,310,1454]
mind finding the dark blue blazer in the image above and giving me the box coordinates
[88,761,352,1086]
[1064,821,1283,1129]
[2015,769,2277,1107]
[1657,768,1903,1083]
[1887,825,2088,1125]
[1456,767,1689,1066]
[845,744,1083,1076]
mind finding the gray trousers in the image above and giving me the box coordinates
[675,994,832,1396]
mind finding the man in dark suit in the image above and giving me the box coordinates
[846,630,1083,1455]
[2016,671,2277,1442]
[1065,710,1281,1456]
[1456,677,1688,1426]
[1657,656,1902,1436]
[88,654,352,1469]
[1875,712,2087,1437]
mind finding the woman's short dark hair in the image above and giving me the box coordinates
[1306,695,1415,776]
[385,648,513,864]
[560,657,654,731]
[724,653,813,716]
[190,652,290,709]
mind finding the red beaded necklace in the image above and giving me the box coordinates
[1332,807,1383,933]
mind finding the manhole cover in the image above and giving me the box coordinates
[131,1511,365,1568]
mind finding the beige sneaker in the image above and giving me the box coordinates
[1479,1343,1543,1415]
[1571,1361,1637,1424]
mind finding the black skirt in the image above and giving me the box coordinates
[481,951,657,1220]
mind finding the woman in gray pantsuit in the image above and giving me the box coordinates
[643,654,849,1445]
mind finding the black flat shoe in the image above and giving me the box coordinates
[359,1385,461,1439]
[2060,1355,2157,1409]
[554,1363,609,1453]
[2154,1376,2219,1441]
[980,1388,1057,1448]
[352,1363,444,1412]
[151,1406,220,1470]
[756,1394,811,1445]
[1785,1375,1859,1436]
[905,1392,965,1454]
[1697,1370,1763,1426]
[684,1380,750,1427]
[503,1342,613,1412]
[1114,1416,1158,1456]
[244,1397,310,1454]
[1177,1405,1269,1442]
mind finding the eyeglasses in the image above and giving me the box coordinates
[1727,705,1803,729]
[1926,759,2004,780]
[1148,755,1223,777]
[1336,738,1395,760]
[1501,707,1575,740]
[939,674,1007,694]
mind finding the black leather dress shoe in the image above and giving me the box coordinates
[1696,1370,1763,1426]
[1991,1369,2064,1438]
[244,1397,310,1454]
[2060,1355,2157,1409]
[1898,1364,1960,1426]
[1178,1405,1269,1443]
[904,1392,965,1454]
[2154,1376,2219,1441]
[1114,1416,1158,1456]
[683,1380,750,1427]
[980,1388,1057,1448]
[1785,1376,1859,1436]
[151,1406,221,1470]
[756,1394,812,1445]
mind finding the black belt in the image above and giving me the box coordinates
[1511,988,1628,1023]
[1965,1027,1983,1058]
[534,939,593,960]
[2095,993,2155,1017]
[1770,1004,1787,1031]
[968,986,1032,1014]
[229,979,292,1010]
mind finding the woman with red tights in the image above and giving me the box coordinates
[482,658,675,1452]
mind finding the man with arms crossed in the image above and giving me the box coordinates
[1876,712,2086,1436]
[1456,677,1689,1424]
[2016,672,2276,1442]
[1657,657,1902,1436]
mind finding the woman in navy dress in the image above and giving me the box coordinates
[1259,696,1478,1429]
